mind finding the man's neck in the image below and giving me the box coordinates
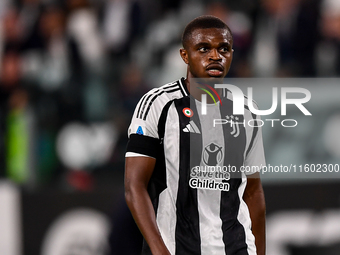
[184,75,224,103]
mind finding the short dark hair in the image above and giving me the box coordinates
[182,15,233,49]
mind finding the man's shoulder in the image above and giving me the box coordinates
[144,78,188,100]
[140,78,188,109]
[135,78,188,121]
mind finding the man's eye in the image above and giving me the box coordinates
[220,47,230,53]
[199,47,207,52]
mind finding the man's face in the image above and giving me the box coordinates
[180,28,233,80]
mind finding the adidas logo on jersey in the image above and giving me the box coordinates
[183,120,200,134]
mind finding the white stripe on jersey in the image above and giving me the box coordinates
[178,78,188,96]
[195,100,226,255]
[243,105,262,175]
[237,174,257,255]
[156,103,180,254]
[137,81,181,120]
[243,108,254,163]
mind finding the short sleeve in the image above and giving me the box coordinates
[126,90,164,158]
[127,90,160,139]
[243,116,266,175]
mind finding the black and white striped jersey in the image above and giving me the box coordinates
[126,78,266,255]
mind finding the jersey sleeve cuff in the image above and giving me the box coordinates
[126,134,160,158]
[125,152,155,158]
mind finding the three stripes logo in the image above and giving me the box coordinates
[136,80,187,120]
[183,120,200,134]
[226,115,240,138]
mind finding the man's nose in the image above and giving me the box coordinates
[209,49,222,61]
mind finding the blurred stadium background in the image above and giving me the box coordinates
[0,0,340,254]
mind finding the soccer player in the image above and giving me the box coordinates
[125,15,266,255]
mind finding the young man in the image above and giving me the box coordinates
[125,15,266,255]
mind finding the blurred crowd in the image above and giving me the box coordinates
[0,0,340,190]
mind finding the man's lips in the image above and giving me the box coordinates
[206,64,224,76]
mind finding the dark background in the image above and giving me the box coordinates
[1,0,340,254]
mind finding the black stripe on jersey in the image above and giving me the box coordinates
[142,90,165,120]
[223,91,259,158]
[179,77,189,96]
[163,83,180,90]
[245,109,258,157]
[142,88,181,120]
[126,134,160,158]
[244,94,260,109]
[138,91,156,119]
[158,101,175,140]
[136,93,149,119]
[164,88,181,93]
[137,82,178,119]
[219,98,249,255]
[137,81,181,120]
[174,97,202,255]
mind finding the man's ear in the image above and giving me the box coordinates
[180,48,189,64]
